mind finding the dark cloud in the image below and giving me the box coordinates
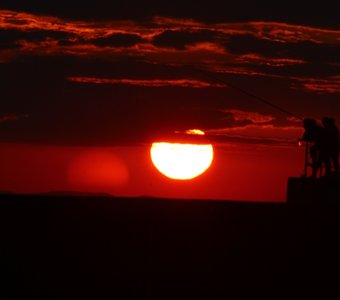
[0,5,339,147]
[152,30,218,50]
[1,29,73,42]
[1,0,339,28]
[236,60,340,79]
[285,42,340,64]
[208,134,295,146]
[0,55,235,145]
[57,38,85,46]
[226,34,340,63]
[226,35,285,57]
[0,28,75,49]
[91,33,143,47]
[0,29,21,49]
[0,59,334,146]
[0,97,226,146]
[0,113,29,123]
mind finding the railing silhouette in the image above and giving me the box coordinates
[299,141,325,178]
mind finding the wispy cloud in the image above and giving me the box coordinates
[223,109,275,124]
[1,9,339,96]
[239,21,340,43]
[206,124,303,145]
[292,76,340,95]
[67,76,225,88]
[237,53,305,67]
[299,77,340,95]
[1,10,338,55]
[0,113,29,123]
[197,109,304,145]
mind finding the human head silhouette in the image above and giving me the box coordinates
[303,118,317,130]
[322,117,335,128]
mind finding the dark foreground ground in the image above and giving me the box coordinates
[1,194,340,299]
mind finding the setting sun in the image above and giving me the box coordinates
[150,142,214,180]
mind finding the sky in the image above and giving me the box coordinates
[0,1,339,201]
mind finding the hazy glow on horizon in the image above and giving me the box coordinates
[68,150,129,192]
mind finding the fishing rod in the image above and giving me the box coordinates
[145,56,303,120]
[189,66,311,177]
[191,67,304,121]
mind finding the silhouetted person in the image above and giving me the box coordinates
[299,118,326,177]
[322,117,340,175]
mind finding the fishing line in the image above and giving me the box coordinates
[191,67,303,121]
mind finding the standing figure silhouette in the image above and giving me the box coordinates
[322,117,340,176]
[299,118,326,178]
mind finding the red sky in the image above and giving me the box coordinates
[0,1,339,201]
[0,143,304,201]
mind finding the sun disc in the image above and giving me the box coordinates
[150,142,213,180]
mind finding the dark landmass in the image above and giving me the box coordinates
[0,190,15,195]
[287,176,340,203]
[35,191,114,198]
[1,194,339,299]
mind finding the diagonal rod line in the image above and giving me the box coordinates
[193,68,303,120]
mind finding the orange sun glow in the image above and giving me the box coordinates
[150,142,214,180]
[68,150,128,192]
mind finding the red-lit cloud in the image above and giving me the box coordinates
[0,113,29,123]
[238,21,340,43]
[223,109,274,124]
[298,77,340,95]
[237,54,305,67]
[206,124,303,145]
[0,9,339,147]
[1,10,338,61]
[1,9,339,97]
[68,76,224,88]
[199,109,304,145]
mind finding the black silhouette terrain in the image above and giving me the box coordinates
[1,193,340,300]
